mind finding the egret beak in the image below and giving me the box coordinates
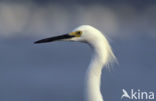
[34,33,75,44]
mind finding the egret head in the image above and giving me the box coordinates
[34,25,104,45]
[34,25,117,66]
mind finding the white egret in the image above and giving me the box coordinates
[34,25,117,101]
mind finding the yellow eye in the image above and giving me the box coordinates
[75,31,82,37]
[69,30,82,37]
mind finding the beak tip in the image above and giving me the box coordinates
[34,41,41,44]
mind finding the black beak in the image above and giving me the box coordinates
[34,34,74,44]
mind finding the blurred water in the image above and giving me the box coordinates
[0,1,156,101]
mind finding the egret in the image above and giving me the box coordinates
[34,25,117,101]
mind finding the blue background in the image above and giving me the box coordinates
[0,0,156,101]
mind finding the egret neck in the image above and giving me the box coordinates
[85,35,115,101]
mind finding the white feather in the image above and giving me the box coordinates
[73,25,117,101]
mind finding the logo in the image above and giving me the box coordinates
[121,89,155,100]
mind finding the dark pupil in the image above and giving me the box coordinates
[77,31,81,35]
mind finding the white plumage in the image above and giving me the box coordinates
[35,25,117,101]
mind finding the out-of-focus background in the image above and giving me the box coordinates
[0,0,156,101]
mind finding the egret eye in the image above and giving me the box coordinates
[69,30,82,37]
[75,31,82,37]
